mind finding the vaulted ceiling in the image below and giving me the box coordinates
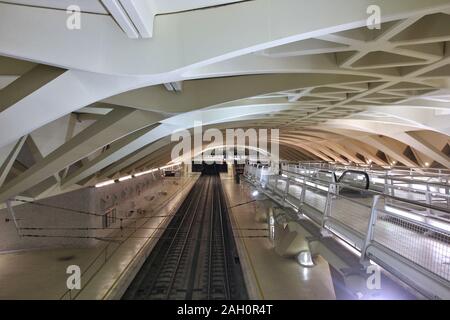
[1,0,450,203]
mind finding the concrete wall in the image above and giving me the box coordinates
[0,188,96,251]
[0,172,188,252]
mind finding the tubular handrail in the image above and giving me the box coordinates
[373,175,450,189]
[282,165,450,185]
[246,164,450,292]
[274,168,450,215]
[285,163,450,182]
[248,163,450,228]
[248,165,450,214]
[248,167,450,234]
[283,160,450,176]
[383,183,450,198]
[317,169,337,183]
[283,164,450,196]
[249,168,450,234]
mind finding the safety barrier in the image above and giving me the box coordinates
[245,163,450,298]
[281,162,450,214]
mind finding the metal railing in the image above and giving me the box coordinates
[244,164,450,294]
[290,161,450,177]
[281,162,450,213]
[59,177,193,300]
[282,162,450,190]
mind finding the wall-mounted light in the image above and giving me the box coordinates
[135,168,158,177]
[118,175,132,182]
[95,180,115,188]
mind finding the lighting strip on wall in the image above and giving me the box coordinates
[95,163,181,188]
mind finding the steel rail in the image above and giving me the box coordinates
[140,177,206,298]
[164,176,212,299]
[216,179,231,299]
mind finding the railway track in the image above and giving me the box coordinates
[122,173,248,300]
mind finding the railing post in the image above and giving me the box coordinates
[383,172,389,195]
[283,178,290,206]
[274,176,279,194]
[360,195,380,265]
[425,185,432,215]
[446,185,450,209]
[300,178,307,204]
[383,173,392,207]
[6,200,21,236]
[321,184,334,237]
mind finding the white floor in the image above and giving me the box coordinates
[221,174,336,300]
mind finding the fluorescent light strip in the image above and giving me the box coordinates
[95,163,181,188]
[95,180,115,188]
[135,168,158,177]
[118,175,132,182]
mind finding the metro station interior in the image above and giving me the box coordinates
[0,0,450,301]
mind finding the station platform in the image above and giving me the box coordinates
[220,173,336,300]
[0,175,198,300]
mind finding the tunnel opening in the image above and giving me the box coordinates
[192,161,228,174]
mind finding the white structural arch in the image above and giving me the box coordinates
[0,0,449,203]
